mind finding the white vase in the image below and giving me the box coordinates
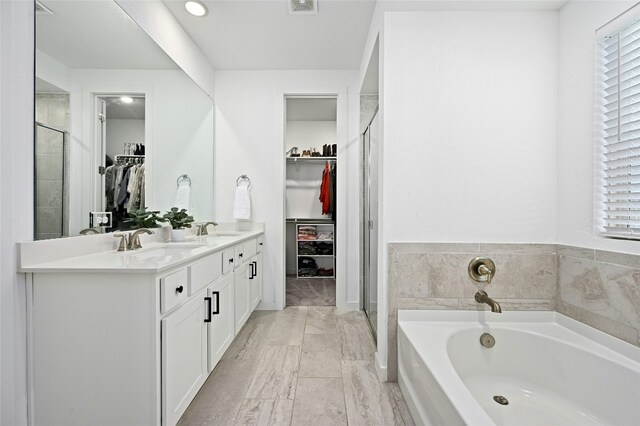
[171,229,186,242]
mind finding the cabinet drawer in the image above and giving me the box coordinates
[234,245,247,265]
[244,239,257,259]
[222,248,235,275]
[188,252,222,295]
[256,236,263,253]
[161,268,188,313]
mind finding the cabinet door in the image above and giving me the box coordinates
[234,262,251,332]
[207,273,235,372]
[249,253,262,311]
[162,291,208,426]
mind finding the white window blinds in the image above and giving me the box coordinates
[597,17,640,239]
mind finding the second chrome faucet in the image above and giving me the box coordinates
[114,228,155,251]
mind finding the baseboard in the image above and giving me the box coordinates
[375,351,388,382]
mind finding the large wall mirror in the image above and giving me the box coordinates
[35,0,214,239]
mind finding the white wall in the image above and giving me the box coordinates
[106,118,145,160]
[214,70,360,310]
[372,9,559,378]
[557,0,640,254]
[285,121,337,151]
[0,1,32,423]
[69,69,214,234]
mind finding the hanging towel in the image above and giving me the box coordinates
[233,186,252,220]
[175,184,191,211]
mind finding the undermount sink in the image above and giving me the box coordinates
[122,245,202,260]
[210,232,241,237]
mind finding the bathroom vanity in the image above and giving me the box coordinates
[20,229,263,426]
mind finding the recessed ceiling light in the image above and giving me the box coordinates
[120,96,134,104]
[185,0,208,17]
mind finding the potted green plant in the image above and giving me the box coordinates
[125,207,166,229]
[163,207,194,241]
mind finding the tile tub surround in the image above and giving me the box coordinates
[387,243,558,381]
[387,242,640,382]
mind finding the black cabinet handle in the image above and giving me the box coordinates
[259,242,263,246]
[239,253,243,258]
[249,263,255,279]
[176,285,184,294]
[252,261,258,279]
[204,297,212,322]
[229,258,234,263]
[212,291,220,315]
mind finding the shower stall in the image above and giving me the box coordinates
[34,122,67,240]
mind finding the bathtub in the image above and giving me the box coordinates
[397,310,640,426]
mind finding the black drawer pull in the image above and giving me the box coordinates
[239,253,243,258]
[229,258,234,263]
[249,263,255,279]
[204,297,212,323]
[175,285,184,294]
[212,291,220,315]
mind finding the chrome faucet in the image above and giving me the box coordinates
[80,227,101,235]
[475,290,502,313]
[196,222,218,236]
[113,233,129,252]
[128,228,154,250]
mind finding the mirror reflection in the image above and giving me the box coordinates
[35,0,214,239]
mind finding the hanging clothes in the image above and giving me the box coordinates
[319,161,332,215]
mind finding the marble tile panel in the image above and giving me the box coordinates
[458,298,555,311]
[595,250,640,269]
[291,378,347,426]
[36,207,63,234]
[394,252,429,298]
[559,256,640,330]
[245,345,300,400]
[426,253,476,298]
[557,245,594,260]
[390,242,479,253]
[396,297,459,310]
[36,126,64,155]
[264,306,307,346]
[341,360,413,426]
[305,306,337,334]
[338,320,375,361]
[36,179,63,209]
[177,358,259,426]
[485,253,556,299]
[477,243,556,254]
[299,334,341,378]
[557,301,638,346]
[234,399,293,426]
[35,98,47,123]
[36,154,64,180]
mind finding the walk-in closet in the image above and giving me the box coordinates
[285,97,337,306]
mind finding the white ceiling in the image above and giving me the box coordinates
[162,0,377,70]
[37,0,178,70]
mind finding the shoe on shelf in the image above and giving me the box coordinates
[302,150,310,157]
[331,144,337,157]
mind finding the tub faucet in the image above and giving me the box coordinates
[196,222,218,236]
[475,290,502,313]
[128,228,154,250]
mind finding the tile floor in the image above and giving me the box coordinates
[286,276,336,306]
[178,307,414,425]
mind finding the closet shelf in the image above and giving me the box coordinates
[297,255,333,258]
[297,239,334,242]
[286,157,336,163]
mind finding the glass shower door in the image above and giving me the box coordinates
[34,123,66,240]
[362,109,379,338]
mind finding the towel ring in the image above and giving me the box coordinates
[236,174,251,188]
[177,174,191,187]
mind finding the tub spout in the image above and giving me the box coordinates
[475,290,502,313]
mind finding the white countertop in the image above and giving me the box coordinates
[20,229,263,274]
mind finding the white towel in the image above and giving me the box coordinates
[233,186,251,220]
[175,184,191,211]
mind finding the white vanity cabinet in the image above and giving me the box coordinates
[24,231,264,426]
[162,288,209,426]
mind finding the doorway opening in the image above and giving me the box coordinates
[284,97,338,306]
[94,94,145,232]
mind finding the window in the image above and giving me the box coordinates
[597,11,640,239]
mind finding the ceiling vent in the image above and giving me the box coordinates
[35,1,53,15]
[289,0,317,15]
